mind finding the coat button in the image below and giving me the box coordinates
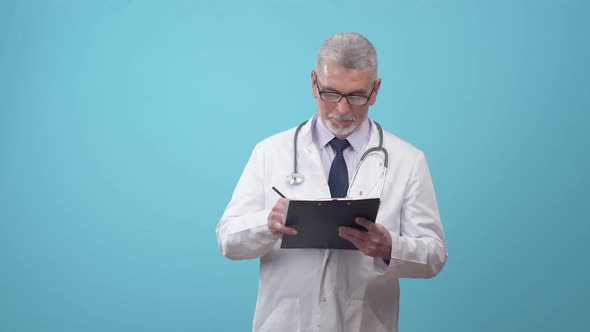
[321,297,326,302]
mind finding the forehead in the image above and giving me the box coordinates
[317,63,373,92]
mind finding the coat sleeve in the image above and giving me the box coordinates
[216,142,280,260]
[376,151,448,278]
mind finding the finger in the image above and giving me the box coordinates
[268,211,285,235]
[355,217,375,231]
[339,231,363,248]
[273,201,289,216]
[359,222,391,245]
[271,205,285,215]
[339,226,369,242]
[339,227,369,246]
[273,220,297,236]
[275,198,288,209]
[268,212,282,226]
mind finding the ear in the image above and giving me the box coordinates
[368,78,382,106]
[311,70,318,99]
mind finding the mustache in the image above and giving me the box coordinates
[327,114,355,122]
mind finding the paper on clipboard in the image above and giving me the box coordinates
[280,198,380,250]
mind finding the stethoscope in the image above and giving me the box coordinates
[287,120,389,196]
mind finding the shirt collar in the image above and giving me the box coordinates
[312,114,371,152]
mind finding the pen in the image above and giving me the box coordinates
[272,186,286,198]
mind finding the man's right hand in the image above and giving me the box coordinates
[267,198,297,236]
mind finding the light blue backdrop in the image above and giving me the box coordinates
[1,0,589,331]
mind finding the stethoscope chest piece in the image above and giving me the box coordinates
[286,172,304,185]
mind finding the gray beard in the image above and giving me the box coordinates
[323,115,358,138]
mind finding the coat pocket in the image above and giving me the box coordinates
[258,298,300,332]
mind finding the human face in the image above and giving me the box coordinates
[312,63,381,138]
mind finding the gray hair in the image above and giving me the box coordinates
[316,32,378,81]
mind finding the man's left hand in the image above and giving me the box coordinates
[339,218,392,259]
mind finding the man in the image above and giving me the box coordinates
[216,32,447,332]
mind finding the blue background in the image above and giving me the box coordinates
[1,0,589,331]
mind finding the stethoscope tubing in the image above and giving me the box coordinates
[288,119,388,186]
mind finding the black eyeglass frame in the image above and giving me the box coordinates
[314,73,376,106]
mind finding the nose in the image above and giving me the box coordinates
[336,97,350,114]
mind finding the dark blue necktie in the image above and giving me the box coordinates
[328,138,351,198]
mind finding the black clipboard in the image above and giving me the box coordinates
[280,198,380,250]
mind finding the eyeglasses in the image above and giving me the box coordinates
[315,76,376,106]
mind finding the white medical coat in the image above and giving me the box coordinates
[216,118,447,332]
